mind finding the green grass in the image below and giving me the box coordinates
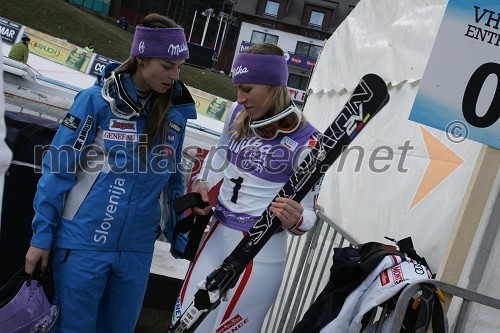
[0,0,236,101]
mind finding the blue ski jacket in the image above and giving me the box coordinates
[30,65,196,256]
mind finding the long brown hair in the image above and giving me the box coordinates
[231,43,303,140]
[115,13,179,157]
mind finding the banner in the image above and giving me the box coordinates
[187,86,232,122]
[288,87,306,103]
[285,52,316,70]
[24,27,91,73]
[239,41,254,52]
[87,54,116,77]
[409,0,499,149]
[0,17,22,45]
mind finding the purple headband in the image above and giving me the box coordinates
[232,53,288,86]
[131,25,189,60]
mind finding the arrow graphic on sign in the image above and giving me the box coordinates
[409,126,464,210]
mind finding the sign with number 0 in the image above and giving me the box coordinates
[409,0,499,148]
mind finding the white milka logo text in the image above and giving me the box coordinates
[229,136,275,173]
[168,43,188,56]
[94,178,126,244]
[232,65,249,77]
[229,136,272,155]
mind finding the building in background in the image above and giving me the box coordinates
[231,0,359,105]
[70,0,359,104]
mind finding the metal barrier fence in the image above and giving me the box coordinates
[261,206,359,333]
[260,207,500,333]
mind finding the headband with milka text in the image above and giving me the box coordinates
[232,53,288,86]
[131,25,189,60]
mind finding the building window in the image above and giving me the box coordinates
[264,1,279,17]
[305,30,321,39]
[295,42,322,59]
[309,11,324,27]
[250,30,279,45]
[288,73,309,90]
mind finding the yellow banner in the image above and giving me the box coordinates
[186,86,233,122]
[24,27,91,72]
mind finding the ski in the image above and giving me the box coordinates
[168,73,390,333]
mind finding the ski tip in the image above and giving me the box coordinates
[361,74,387,89]
[361,73,390,110]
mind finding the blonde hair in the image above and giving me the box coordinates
[231,43,305,140]
[115,13,178,157]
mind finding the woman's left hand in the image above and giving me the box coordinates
[270,197,303,229]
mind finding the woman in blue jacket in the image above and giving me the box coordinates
[24,13,195,332]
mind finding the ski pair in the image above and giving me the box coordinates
[168,73,390,333]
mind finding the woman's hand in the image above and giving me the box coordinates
[25,245,50,275]
[270,197,304,229]
[191,180,212,215]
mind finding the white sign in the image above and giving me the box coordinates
[409,0,499,148]
[288,87,306,103]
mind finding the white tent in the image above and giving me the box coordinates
[303,0,499,331]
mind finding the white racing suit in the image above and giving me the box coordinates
[172,104,322,332]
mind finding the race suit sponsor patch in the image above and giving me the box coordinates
[391,264,405,285]
[216,314,249,333]
[62,113,81,131]
[168,121,182,133]
[103,130,138,142]
[280,136,299,151]
[73,115,94,151]
[379,270,390,286]
[109,119,137,132]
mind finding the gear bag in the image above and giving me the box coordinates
[0,265,59,333]
[292,237,446,333]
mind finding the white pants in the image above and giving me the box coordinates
[172,220,287,332]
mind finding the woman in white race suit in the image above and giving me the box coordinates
[172,43,323,332]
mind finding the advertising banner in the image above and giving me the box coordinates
[288,87,306,103]
[187,86,232,122]
[285,52,316,70]
[24,27,91,73]
[409,0,499,148]
[239,41,254,52]
[0,17,22,45]
[87,54,116,77]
